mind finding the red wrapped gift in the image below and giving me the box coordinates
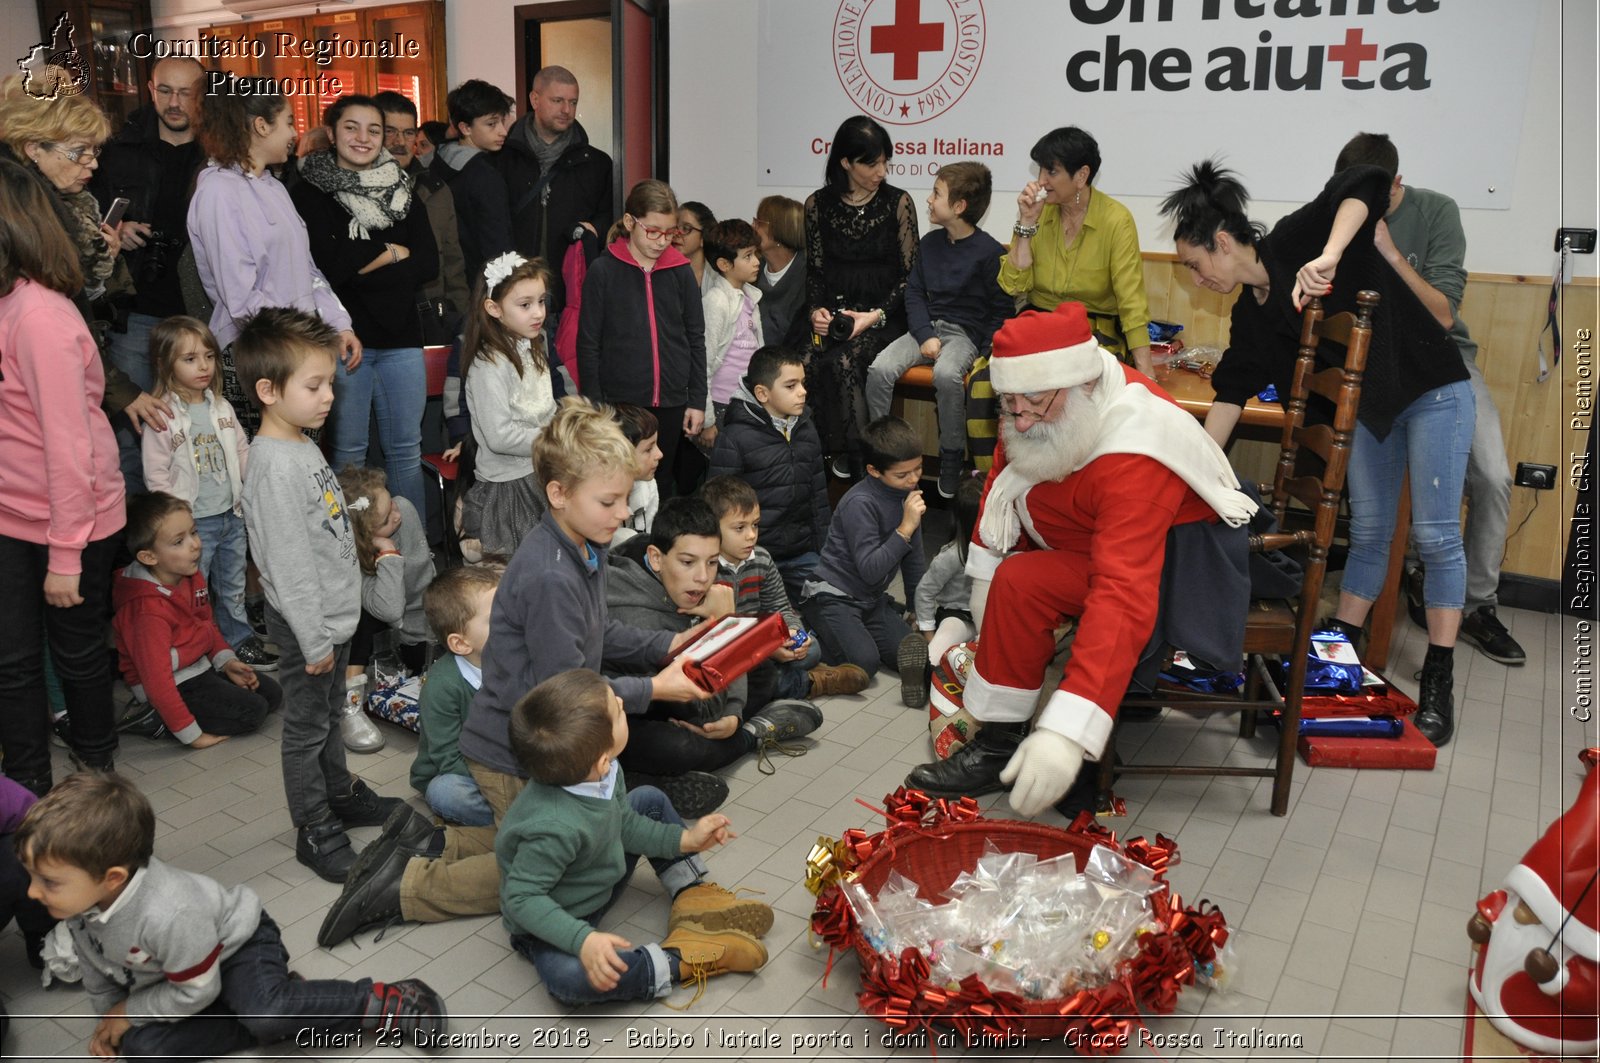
[1298,668,1417,720]
[668,612,788,694]
[1296,716,1437,769]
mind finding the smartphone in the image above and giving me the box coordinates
[102,197,130,228]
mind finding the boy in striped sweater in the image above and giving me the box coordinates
[700,476,869,708]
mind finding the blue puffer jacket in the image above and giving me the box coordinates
[708,386,830,562]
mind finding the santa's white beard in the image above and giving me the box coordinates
[999,385,1104,484]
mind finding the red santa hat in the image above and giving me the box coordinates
[1505,749,1600,963]
[988,301,1105,395]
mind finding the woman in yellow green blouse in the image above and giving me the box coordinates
[1001,126,1154,376]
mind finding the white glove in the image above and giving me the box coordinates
[999,729,1085,817]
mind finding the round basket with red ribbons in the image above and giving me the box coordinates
[806,788,1229,1052]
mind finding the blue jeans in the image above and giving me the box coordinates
[107,311,159,496]
[775,639,822,701]
[118,913,373,1061]
[776,551,820,607]
[1344,380,1474,609]
[329,346,427,523]
[195,510,251,647]
[865,321,980,453]
[508,786,704,1006]
[425,771,494,827]
[802,591,910,675]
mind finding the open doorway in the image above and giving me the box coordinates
[515,0,668,216]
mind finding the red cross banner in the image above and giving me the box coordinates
[756,0,1539,209]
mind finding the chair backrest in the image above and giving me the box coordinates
[422,345,452,400]
[1262,291,1376,673]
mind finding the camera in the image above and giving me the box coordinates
[137,230,184,286]
[826,302,856,343]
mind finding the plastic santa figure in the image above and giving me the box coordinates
[905,301,1258,815]
[1468,747,1599,1058]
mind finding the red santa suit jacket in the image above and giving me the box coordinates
[966,368,1218,756]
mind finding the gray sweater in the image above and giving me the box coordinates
[66,857,263,1021]
[459,514,674,778]
[605,549,747,726]
[362,495,435,645]
[811,475,926,604]
[913,542,971,630]
[242,435,360,663]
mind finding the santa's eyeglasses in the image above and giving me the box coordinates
[998,389,1062,416]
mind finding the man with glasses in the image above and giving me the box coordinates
[373,90,468,340]
[91,55,206,495]
[906,302,1257,817]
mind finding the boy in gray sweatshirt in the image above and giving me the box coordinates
[15,772,445,1059]
[235,310,401,884]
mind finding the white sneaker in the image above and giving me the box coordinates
[340,676,385,753]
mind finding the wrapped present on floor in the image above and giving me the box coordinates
[807,788,1232,1051]
[928,642,983,759]
[367,675,421,732]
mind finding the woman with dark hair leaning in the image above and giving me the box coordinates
[1159,161,1473,746]
[291,93,438,525]
[187,84,362,435]
[1003,126,1154,376]
[804,116,919,478]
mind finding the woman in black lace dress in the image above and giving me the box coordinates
[804,116,918,476]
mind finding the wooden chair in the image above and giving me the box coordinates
[1097,291,1378,816]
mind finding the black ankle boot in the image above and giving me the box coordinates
[1413,655,1455,746]
[905,722,1027,797]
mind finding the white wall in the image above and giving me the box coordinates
[1,4,44,92]
[668,0,1598,279]
[144,0,1596,278]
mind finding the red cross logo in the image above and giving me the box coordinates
[1326,27,1378,79]
[870,0,945,82]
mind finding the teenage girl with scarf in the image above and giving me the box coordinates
[291,94,438,525]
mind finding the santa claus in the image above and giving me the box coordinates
[906,301,1258,815]
[1467,748,1598,1058]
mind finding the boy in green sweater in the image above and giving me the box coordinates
[496,669,772,1005]
[410,564,504,827]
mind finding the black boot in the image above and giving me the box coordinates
[905,722,1027,798]
[296,818,358,883]
[1413,648,1455,747]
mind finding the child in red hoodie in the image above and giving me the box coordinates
[113,493,282,747]
[575,179,707,495]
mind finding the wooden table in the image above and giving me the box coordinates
[1151,365,1408,671]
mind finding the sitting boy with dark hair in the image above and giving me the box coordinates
[113,492,283,748]
[707,346,830,601]
[498,669,772,1006]
[607,496,824,777]
[699,474,869,705]
[16,773,445,1060]
[800,416,928,677]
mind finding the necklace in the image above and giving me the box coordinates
[841,185,877,213]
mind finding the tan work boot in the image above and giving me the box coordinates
[806,662,870,698]
[668,883,774,937]
[661,924,768,1006]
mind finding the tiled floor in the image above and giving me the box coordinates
[1,601,1580,1061]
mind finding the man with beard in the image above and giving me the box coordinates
[906,302,1257,816]
[497,65,612,317]
[92,55,206,494]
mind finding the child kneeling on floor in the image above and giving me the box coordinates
[17,773,445,1060]
[498,669,772,1006]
